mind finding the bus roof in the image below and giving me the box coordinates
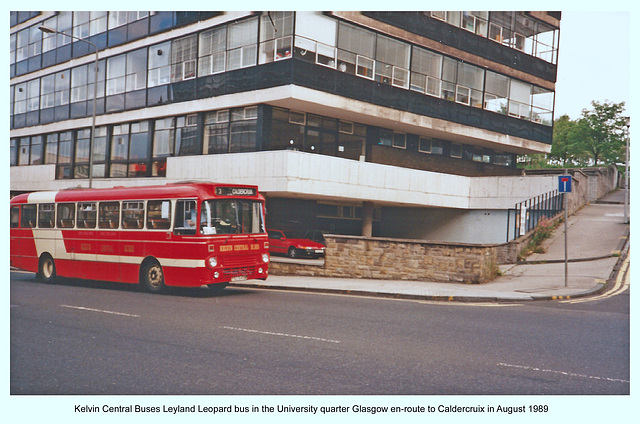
[10,182,263,204]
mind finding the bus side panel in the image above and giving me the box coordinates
[10,229,39,273]
[60,229,122,283]
[119,232,147,284]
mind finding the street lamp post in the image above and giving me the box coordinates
[624,117,630,224]
[39,25,99,189]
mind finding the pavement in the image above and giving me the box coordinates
[235,189,630,302]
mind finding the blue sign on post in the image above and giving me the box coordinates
[558,175,572,193]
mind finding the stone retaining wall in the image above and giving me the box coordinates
[270,235,500,284]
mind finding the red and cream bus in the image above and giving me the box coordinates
[10,182,269,294]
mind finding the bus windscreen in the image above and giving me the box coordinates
[200,199,264,235]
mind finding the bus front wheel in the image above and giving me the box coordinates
[37,254,56,283]
[140,260,165,293]
[207,282,228,295]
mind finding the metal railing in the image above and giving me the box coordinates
[507,189,564,241]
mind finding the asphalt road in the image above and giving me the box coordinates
[10,270,629,396]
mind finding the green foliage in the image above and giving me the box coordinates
[521,100,627,168]
[518,217,559,260]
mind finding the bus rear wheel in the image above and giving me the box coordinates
[140,260,165,293]
[37,254,56,283]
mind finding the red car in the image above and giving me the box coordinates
[267,229,325,258]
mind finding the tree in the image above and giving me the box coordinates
[550,114,584,166]
[576,100,627,165]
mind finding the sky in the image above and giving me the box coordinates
[554,10,632,120]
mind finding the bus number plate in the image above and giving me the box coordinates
[231,276,248,282]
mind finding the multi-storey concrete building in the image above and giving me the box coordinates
[10,12,561,244]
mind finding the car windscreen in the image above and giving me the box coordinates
[200,199,265,235]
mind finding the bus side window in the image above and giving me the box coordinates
[99,202,120,229]
[77,202,97,228]
[38,204,55,228]
[20,205,37,228]
[147,200,171,229]
[10,206,20,228]
[122,201,144,229]
[174,200,197,235]
[56,203,76,228]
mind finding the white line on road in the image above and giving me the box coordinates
[221,326,340,344]
[497,363,629,384]
[61,304,140,318]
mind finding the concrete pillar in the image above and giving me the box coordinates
[362,201,374,237]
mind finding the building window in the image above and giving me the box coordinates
[110,123,129,177]
[294,12,337,67]
[337,22,375,77]
[531,86,554,125]
[227,17,258,71]
[484,71,509,115]
[462,12,488,36]
[10,139,18,166]
[14,83,27,115]
[44,133,58,164]
[456,62,484,108]
[106,54,126,95]
[392,132,406,149]
[259,12,293,64]
[74,128,91,178]
[56,131,73,179]
[175,115,200,156]
[126,48,148,91]
[204,111,229,155]
[54,70,71,108]
[450,143,462,158]
[73,11,108,39]
[432,11,558,64]
[375,34,410,88]
[108,11,149,30]
[109,122,150,178]
[152,117,175,176]
[27,79,40,112]
[70,59,105,118]
[378,129,406,149]
[230,107,258,153]
[171,35,197,82]
[29,136,43,165]
[15,28,30,62]
[148,41,171,87]
[91,126,108,178]
[128,121,150,177]
[494,153,514,167]
[199,27,227,75]
[508,79,532,120]
[17,137,30,166]
[419,137,443,155]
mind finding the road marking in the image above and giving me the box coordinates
[497,363,629,384]
[561,253,630,304]
[221,326,340,344]
[61,304,140,318]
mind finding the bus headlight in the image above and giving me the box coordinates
[207,256,218,268]
[262,253,269,263]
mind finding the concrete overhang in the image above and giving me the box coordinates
[11,150,556,210]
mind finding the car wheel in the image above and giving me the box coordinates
[287,247,297,258]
